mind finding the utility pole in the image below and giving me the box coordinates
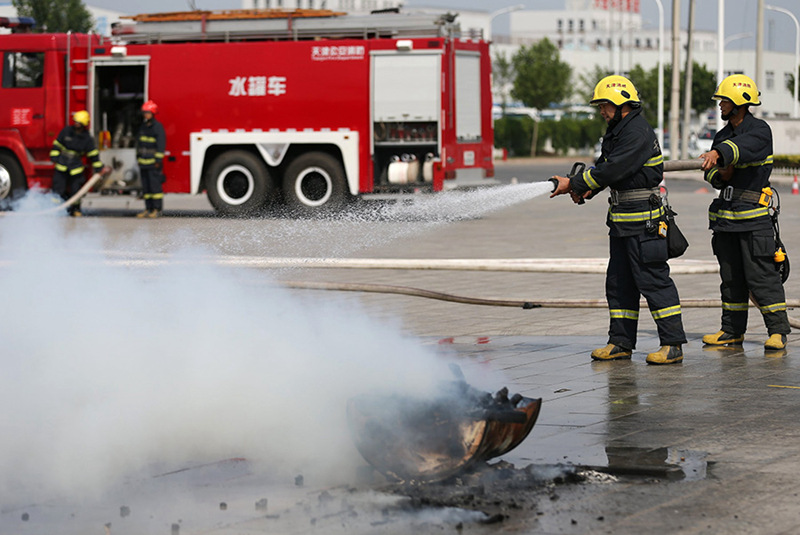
[681,0,695,159]
[669,0,681,159]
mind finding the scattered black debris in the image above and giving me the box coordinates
[295,474,304,487]
[171,523,180,535]
[382,461,585,526]
[480,513,505,524]
[255,498,268,512]
[21,513,29,522]
[120,505,130,518]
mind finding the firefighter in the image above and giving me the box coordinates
[50,110,104,216]
[698,74,791,350]
[550,75,687,365]
[136,100,166,218]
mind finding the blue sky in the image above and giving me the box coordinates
[63,0,800,53]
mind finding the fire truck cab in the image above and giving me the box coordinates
[0,9,495,215]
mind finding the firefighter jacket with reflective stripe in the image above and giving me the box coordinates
[50,125,103,176]
[569,107,664,237]
[704,112,773,233]
[136,118,166,169]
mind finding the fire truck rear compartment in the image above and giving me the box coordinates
[93,63,146,192]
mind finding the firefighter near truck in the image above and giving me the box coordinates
[0,9,495,216]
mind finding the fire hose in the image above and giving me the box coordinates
[279,280,800,329]
[0,172,104,216]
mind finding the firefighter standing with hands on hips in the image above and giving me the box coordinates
[50,110,105,217]
[136,100,166,218]
[698,74,790,350]
[550,75,687,365]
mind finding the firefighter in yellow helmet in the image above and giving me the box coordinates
[699,74,790,350]
[49,110,104,216]
[550,75,686,364]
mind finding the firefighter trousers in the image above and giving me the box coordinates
[140,168,164,211]
[712,230,790,336]
[606,234,687,349]
[51,169,84,214]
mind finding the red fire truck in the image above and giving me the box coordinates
[0,9,495,215]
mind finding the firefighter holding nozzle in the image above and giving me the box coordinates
[698,74,790,350]
[50,110,105,217]
[136,100,167,218]
[550,75,687,365]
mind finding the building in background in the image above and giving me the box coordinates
[488,0,797,121]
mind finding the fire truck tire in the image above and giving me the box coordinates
[282,152,349,214]
[205,150,275,216]
[0,152,26,209]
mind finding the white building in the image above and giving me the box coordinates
[492,0,797,119]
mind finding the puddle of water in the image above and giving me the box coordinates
[589,446,709,481]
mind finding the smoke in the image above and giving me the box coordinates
[0,195,465,506]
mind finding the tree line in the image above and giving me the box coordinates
[494,38,720,156]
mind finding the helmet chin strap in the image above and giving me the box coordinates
[721,105,739,121]
[608,105,623,128]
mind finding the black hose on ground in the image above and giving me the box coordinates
[280,280,800,329]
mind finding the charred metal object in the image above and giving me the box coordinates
[347,369,541,482]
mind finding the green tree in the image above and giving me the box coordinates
[577,65,612,104]
[492,51,515,118]
[13,0,93,33]
[510,39,572,156]
[786,67,800,102]
[625,62,716,126]
[511,39,572,109]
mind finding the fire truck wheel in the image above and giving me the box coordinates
[205,150,275,216]
[0,152,26,209]
[283,153,348,214]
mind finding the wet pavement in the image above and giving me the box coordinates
[3,159,800,534]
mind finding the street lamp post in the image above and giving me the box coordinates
[717,0,724,133]
[653,0,664,153]
[489,4,525,40]
[766,4,799,118]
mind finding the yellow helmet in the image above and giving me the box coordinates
[72,110,90,126]
[590,75,641,107]
[713,74,761,106]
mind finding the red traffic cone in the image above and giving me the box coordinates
[793,174,799,195]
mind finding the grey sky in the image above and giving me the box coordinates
[81,0,798,53]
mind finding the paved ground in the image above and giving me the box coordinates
[1,158,799,534]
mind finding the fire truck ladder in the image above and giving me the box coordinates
[65,31,94,124]
[112,8,465,43]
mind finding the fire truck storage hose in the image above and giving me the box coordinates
[0,173,103,216]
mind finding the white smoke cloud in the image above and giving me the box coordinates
[0,196,461,506]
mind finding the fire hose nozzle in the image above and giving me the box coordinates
[547,177,559,193]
